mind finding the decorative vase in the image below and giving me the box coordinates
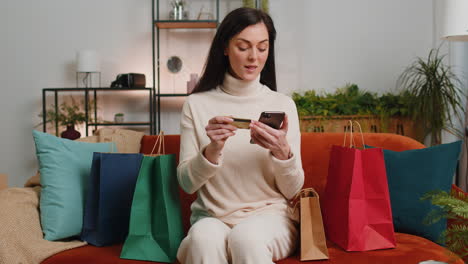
[169,4,188,20]
[114,115,124,123]
[61,125,81,140]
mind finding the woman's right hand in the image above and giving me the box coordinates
[204,116,237,164]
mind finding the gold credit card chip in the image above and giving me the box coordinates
[231,117,251,129]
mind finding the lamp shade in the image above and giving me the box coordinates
[440,0,468,41]
[76,50,100,72]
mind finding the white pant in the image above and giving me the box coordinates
[176,213,298,264]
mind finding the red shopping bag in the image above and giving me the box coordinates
[322,121,396,251]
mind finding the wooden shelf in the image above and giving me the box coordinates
[88,122,151,126]
[158,93,189,97]
[43,87,151,92]
[155,20,217,29]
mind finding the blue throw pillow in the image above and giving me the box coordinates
[33,130,114,241]
[368,141,461,244]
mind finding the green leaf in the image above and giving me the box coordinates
[397,47,464,146]
[422,189,468,258]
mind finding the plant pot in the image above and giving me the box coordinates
[114,116,124,123]
[61,125,81,140]
[299,115,423,142]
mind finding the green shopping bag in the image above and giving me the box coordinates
[120,153,184,263]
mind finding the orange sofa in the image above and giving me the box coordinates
[42,133,464,264]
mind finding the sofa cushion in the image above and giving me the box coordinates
[33,130,114,241]
[41,133,464,264]
[95,128,144,153]
[41,233,463,264]
[278,233,463,264]
[370,141,462,244]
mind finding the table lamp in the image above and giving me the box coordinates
[76,50,101,88]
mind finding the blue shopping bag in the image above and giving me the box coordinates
[81,152,143,246]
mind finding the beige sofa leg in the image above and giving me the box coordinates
[0,174,8,190]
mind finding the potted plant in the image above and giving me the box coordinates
[291,84,416,138]
[40,97,87,140]
[114,113,125,123]
[422,188,468,261]
[242,0,269,12]
[397,48,464,146]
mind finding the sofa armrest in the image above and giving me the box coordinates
[0,174,7,190]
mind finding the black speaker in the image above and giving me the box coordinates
[110,73,146,88]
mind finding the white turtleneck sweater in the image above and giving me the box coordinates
[177,73,304,225]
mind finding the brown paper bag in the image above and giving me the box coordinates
[292,188,329,261]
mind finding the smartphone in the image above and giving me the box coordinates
[258,111,285,129]
[250,111,285,143]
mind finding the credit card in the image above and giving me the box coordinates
[231,117,251,129]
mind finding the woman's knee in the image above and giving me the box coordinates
[227,215,298,262]
[186,218,230,248]
[177,218,231,263]
[227,225,266,251]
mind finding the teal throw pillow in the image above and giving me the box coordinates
[33,130,114,241]
[368,141,461,244]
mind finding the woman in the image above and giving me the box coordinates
[176,7,304,264]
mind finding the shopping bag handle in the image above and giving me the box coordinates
[343,120,366,149]
[288,188,319,214]
[148,130,165,156]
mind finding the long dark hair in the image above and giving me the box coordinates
[192,7,277,94]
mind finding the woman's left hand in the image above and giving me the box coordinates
[250,114,291,160]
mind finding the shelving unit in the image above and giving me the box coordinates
[151,0,220,134]
[42,87,153,136]
[154,20,217,29]
[42,2,262,138]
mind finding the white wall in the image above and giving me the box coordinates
[272,0,434,96]
[2,0,154,187]
[1,0,435,187]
